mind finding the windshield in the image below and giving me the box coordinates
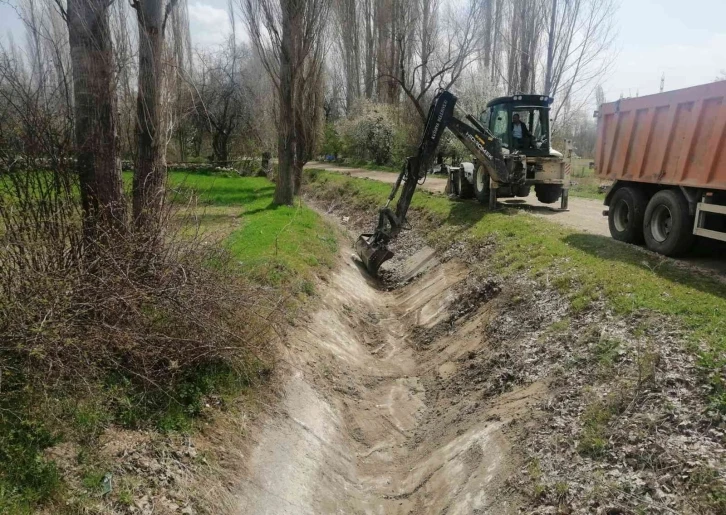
[511,106,550,150]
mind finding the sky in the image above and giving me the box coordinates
[0,0,724,103]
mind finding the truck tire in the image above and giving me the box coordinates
[643,190,695,256]
[456,167,474,199]
[535,184,562,204]
[473,165,490,204]
[608,186,647,244]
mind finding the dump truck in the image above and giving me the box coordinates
[596,80,726,256]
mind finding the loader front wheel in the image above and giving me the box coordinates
[473,165,490,205]
[456,168,474,199]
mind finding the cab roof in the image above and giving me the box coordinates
[486,94,554,108]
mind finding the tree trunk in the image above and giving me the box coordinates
[67,0,124,234]
[490,0,502,84]
[375,0,389,102]
[483,0,492,70]
[419,0,431,95]
[506,9,519,94]
[364,0,375,98]
[544,0,558,96]
[518,1,534,94]
[133,0,166,229]
[275,0,296,205]
[339,0,360,111]
[212,131,230,163]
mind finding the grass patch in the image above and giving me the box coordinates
[165,173,338,287]
[568,158,606,200]
[305,170,726,410]
[569,181,605,200]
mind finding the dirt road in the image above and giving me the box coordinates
[306,162,609,235]
[306,162,726,276]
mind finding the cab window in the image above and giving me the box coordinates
[479,109,490,127]
[511,107,550,150]
[490,105,509,147]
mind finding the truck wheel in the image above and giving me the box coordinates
[643,190,695,256]
[456,167,474,199]
[473,165,490,204]
[535,184,562,204]
[608,186,647,244]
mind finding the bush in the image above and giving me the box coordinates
[321,123,341,159]
[338,100,405,166]
[0,169,276,505]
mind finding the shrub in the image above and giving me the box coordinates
[0,169,276,505]
[321,123,341,159]
[338,100,401,165]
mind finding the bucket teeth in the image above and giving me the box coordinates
[355,234,394,275]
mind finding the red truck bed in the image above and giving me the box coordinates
[596,81,726,191]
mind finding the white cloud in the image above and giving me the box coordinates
[188,2,232,48]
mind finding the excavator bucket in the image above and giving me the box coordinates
[355,234,394,275]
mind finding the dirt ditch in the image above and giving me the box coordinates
[233,215,543,514]
[234,205,725,514]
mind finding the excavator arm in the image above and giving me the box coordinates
[355,89,516,274]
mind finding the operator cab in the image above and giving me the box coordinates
[479,95,554,158]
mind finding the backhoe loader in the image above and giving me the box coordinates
[355,89,570,274]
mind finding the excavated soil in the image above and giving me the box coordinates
[233,216,547,514]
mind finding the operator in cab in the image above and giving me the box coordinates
[512,113,531,149]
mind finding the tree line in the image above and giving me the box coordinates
[240,0,616,203]
[1,0,616,210]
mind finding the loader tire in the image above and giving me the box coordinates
[535,184,562,204]
[608,186,647,244]
[473,165,490,205]
[515,184,531,197]
[456,168,474,199]
[643,190,695,256]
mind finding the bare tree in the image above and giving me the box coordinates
[388,0,484,121]
[418,0,439,95]
[293,41,325,190]
[241,0,330,205]
[130,0,182,229]
[541,0,617,124]
[362,0,376,98]
[543,0,557,95]
[193,42,260,163]
[332,0,360,111]
[516,0,542,94]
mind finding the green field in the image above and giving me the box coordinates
[168,172,338,287]
[122,171,338,287]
